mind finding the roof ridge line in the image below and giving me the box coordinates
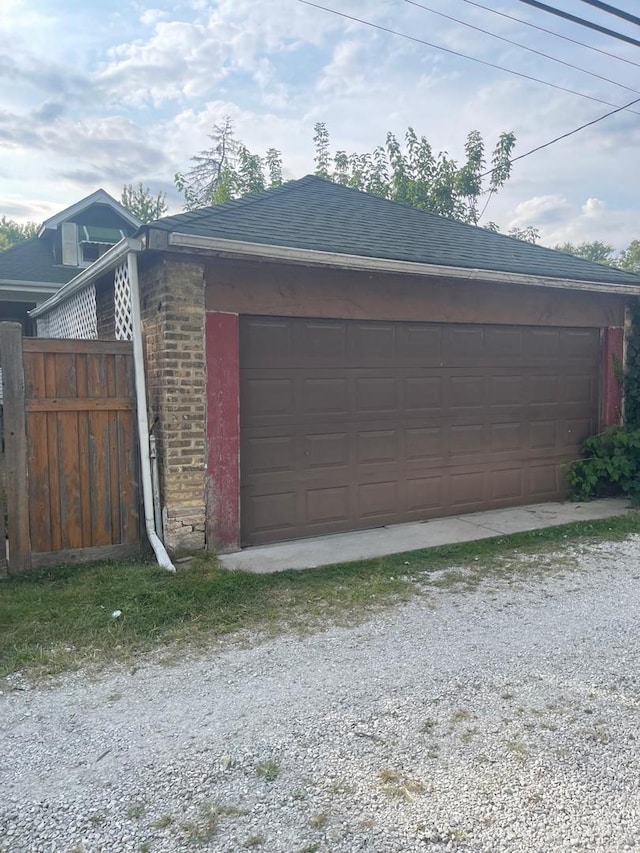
[157,176,315,229]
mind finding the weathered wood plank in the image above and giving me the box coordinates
[23,339,133,355]
[74,352,92,547]
[24,350,46,400]
[26,398,134,412]
[57,411,83,550]
[45,412,62,552]
[27,412,52,553]
[0,323,31,573]
[30,541,142,569]
[0,441,6,573]
[89,410,112,546]
[108,409,121,543]
[54,351,77,398]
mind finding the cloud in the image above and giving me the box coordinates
[504,194,639,249]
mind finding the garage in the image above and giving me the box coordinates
[44,173,634,553]
[240,315,600,545]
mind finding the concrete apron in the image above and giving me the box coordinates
[219,498,632,574]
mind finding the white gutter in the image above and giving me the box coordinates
[127,251,175,572]
[30,237,143,318]
[168,232,640,296]
[0,279,61,293]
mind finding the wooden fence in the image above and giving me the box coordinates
[0,323,141,575]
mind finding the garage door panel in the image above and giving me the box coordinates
[449,375,486,408]
[356,429,399,464]
[241,377,294,418]
[450,424,485,457]
[561,328,601,360]
[357,480,399,519]
[530,420,557,450]
[304,432,350,469]
[301,377,349,415]
[306,485,351,526]
[490,375,526,406]
[564,417,596,449]
[404,376,444,411]
[450,471,486,507]
[294,320,347,363]
[529,464,560,497]
[246,490,299,538]
[407,475,444,511]
[405,426,445,461]
[399,324,443,362]
[491,467,524,501]
[239,317,600,545]
[563,374,596,404]
[490,422,523,453]
[240,317,294,367]
[244,435,296,475]
[356,377,398,413]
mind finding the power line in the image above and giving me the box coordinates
[404,0,640,96]
[480,95,640,177]
[298,0,640,116]
[460,0,640,70]
[577,0,640,28]
[516,0,640,48]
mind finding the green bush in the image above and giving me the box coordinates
[567,426,640,504]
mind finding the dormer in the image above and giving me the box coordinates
[39,189,142,269]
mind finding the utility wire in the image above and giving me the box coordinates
[516,0,640,48]
[460,0,640,70]
[480,95,640,177]
[577,0,640,28]
[405,0,640,96]
[298,0,640,116]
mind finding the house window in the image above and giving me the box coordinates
[61,222,126,267]
[80,242,113,264]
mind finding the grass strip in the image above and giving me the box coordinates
[1,513,637,677]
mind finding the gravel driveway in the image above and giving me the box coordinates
[2,537,640,852]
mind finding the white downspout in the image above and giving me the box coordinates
[127,251,175,572]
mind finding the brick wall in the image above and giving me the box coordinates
[139,255,207,551]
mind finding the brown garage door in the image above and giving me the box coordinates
[240,316,600,546]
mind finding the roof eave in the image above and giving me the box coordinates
[0,278,63,292]
[30,237,144,318]
[167,232,640,296]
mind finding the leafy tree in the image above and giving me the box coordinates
[0,217,39,250]
[618,240,640,275]
[175,118,283,209]
[508,225,540,244]
[554,241,616,266]
[309,123,516,224]
[120,183,168,223]
[174,118,515,223]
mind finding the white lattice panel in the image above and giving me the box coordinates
[38,284,97,339]
[114,261,133,341]
[36,317,50,337]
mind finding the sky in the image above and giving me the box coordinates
[1,0,640,249]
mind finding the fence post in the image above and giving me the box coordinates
[0,323,31,573]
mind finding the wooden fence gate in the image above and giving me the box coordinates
[0,323,141,574]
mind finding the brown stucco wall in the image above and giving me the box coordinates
[203,258,627,329]
[139,255,207,551]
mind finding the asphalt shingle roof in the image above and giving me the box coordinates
[150,175,640,286]
[0,237,81,285]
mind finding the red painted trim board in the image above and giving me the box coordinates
[205,311,240,551]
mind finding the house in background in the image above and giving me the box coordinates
[31,176,640,553]
[0,189,141,334]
